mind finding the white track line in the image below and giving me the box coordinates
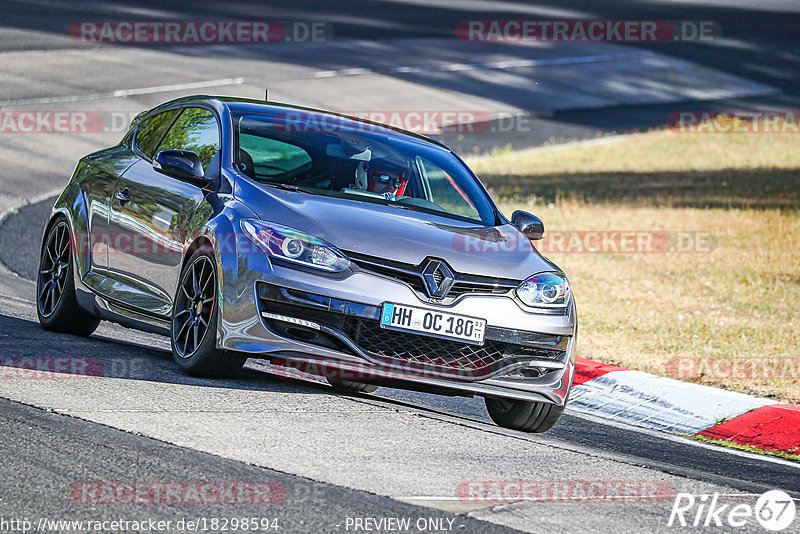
[0,51,654,106]
[0,77,246,106]
[314,50,656,78]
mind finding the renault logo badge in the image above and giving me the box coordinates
[421,259,455,299]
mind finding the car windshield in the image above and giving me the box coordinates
[231,111,497,225]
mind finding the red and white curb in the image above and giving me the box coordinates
[570,357,800,456]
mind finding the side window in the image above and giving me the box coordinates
[135,110,179,158]
[155,107,220,172]
[238,134,312,178]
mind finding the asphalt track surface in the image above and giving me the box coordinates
[1,1,799,533]
[2,0,799,137]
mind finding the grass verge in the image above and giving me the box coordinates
[465,128,800,403]
[693,435,800,462]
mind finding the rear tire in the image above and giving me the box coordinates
[170,247,246,378]
[327,378,379,394]
[485,397,564,433]
[37,218,100,336]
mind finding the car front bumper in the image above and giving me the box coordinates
[218,248,577,406]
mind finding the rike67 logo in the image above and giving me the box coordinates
[669,490,796,531]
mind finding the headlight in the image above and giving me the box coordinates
[516,272,571,308]
[240,219,350,273]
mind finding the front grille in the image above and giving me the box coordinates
[346,251,516,300]
[342,317,514,377]
[258,291,562,379]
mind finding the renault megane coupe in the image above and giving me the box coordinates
[37,96,576,432]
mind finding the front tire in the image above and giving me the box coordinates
[485,397,564,433]
[170,247,246,377]
[37,218,99,336]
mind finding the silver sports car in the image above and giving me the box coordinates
[37,96,576,432]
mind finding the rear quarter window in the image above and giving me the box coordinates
[155,107,220,171]
[134,110,179,158]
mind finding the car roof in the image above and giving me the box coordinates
[152,95,450,150]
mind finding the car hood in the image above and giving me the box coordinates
[238,181,558,280]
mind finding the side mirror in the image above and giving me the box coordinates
[511,210,545,240]
[153,150,210,187]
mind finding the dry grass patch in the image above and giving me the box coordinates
[466,129,800,402]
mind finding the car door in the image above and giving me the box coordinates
[105,106,220,316]
[79,145,140,280]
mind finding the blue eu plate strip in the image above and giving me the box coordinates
[381,303,394,325]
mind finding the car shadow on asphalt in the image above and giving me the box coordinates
[5,312,800,496]
[0,312,339,396]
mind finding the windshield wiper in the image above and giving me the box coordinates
[264,183,316,195]
[386,202,416,211]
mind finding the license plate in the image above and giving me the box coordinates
[380,303,486,345]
